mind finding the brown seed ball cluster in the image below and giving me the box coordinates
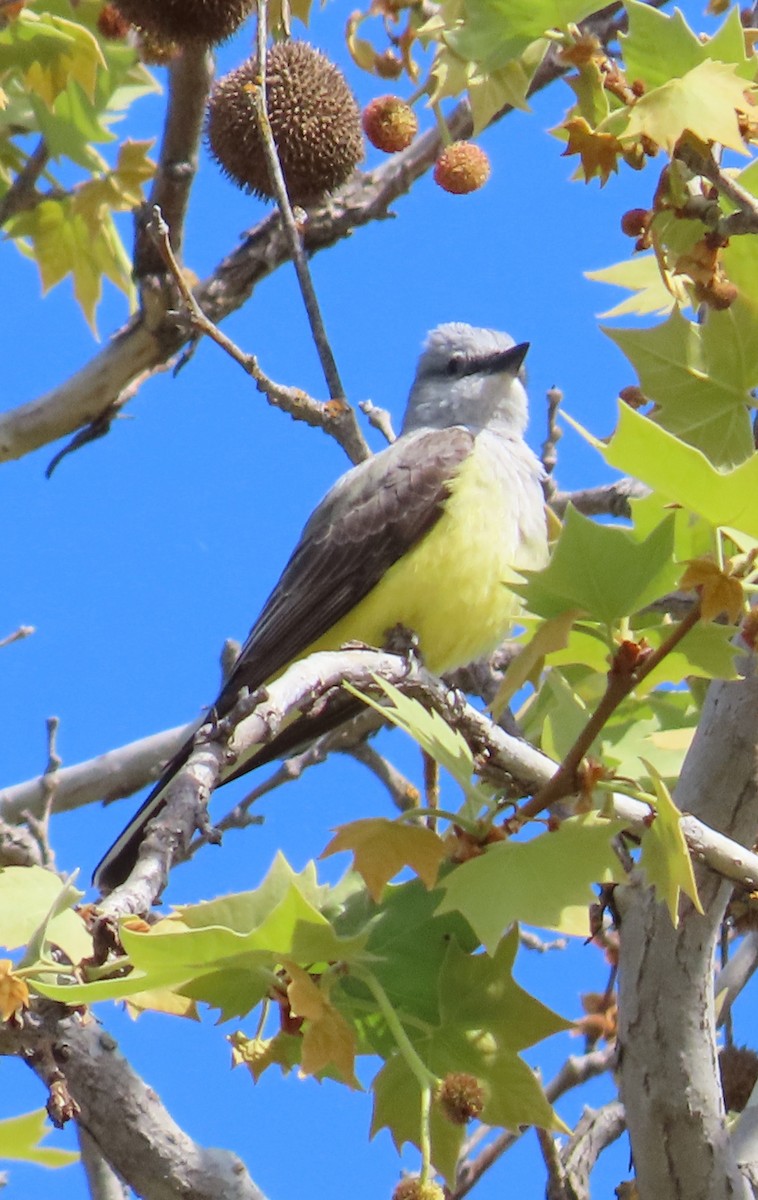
[362,95,418,153]
[206,42,364,206]
[112,0,255,45]
[433,142,490,194]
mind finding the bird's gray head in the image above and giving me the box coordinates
[401,322,530,438]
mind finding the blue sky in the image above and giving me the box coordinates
[0,2,742,1197]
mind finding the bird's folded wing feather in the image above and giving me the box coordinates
[93,425,473,890]
[216,424,474,708]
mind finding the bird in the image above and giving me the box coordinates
[93,322,548,891]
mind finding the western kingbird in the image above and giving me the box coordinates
[93,323,548,890]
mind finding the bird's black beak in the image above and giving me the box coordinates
[485,341,529,377]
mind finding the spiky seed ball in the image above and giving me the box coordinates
[206,42,364,206]
[392,1179,445,1200]
[97,4,131,39]
[433,142,490,195]
[363,95,418,152]
[437,1072,485,1124]
[719,1044,758,1112]
[111,0,255,45]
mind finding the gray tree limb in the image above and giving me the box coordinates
[1,1005,267,1200]
[616,647,758,1200]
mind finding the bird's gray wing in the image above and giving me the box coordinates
[93,425,473,891]
[216,424,474,709]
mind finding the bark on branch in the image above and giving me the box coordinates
[617,646,758,1200]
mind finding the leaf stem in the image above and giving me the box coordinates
[516,603,702,822]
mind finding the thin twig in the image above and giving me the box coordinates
[252,1,345,403]
[0,138,49,227]
[145,206,370,464]
[133,44,214,277]
[0,624,35,649]
[550,478,649,520]
[517,603,702,821]
[541,386,563,500]
[676,141,758,237]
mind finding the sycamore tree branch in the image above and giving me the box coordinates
[616,645,758,1200]
[0,137,50,227]
[133,43,214,277]
[549,478,649,519]
[0,1003,267,1200]
[676,140,758,238]
[7,645,758,907]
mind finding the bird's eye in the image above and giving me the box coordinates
[445,354,465,377]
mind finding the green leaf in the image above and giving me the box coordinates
[443,0,600,73]
[519,506,679,626]
[600,692,698,784]
[604,306,758,467]
[436,814,627,944]
[362,880,478,1028]
[347,677,489,807]
[540,669,590,763]
[0,867,89,967]
[0,1109,78,1168]
[623,59,752,155]
[439,931,571,1050]
[621,2,753,90]
[370,929,568,1181]
[587,253,680,318]
[602,404,758,540]
[639,760,702,923]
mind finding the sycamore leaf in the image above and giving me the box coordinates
[442,0,600,73]
[518,506,678,626]
[0,866,89,967]
[639,760,702,924]
[370,936,568,1181]
[125,988,200,1020]
[491,608,581,716]
[605,305,758,467]
[623,60,752,155]
[361,880,479,1029]
[562,116,621,184]
[540,670,589,764]
[322,819,446,901]
[437,815,627,945]
[587,254,686,317]
[347,677,486,803]
[601,404,758,540]
[439,930,572,1050]
[0,1109,78,1168]
[547,618,739,691]
[679,558,745,622]
[285,963,359,1085]
[0,959,29,1021]
[621,1,753,90]
[229,1030,301,1082]
[564,58,610,128]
